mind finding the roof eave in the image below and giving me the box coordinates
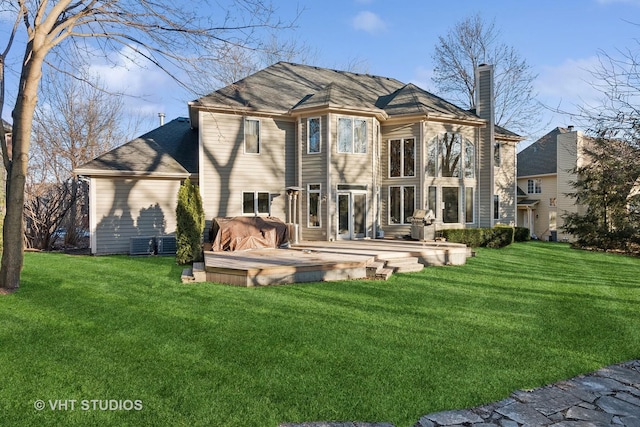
[74,169,194,179]
[289,104,388,121]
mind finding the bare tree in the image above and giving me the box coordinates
[26,69,131,248]
[431,14,540,135]
[581,45,640,146]
[192,32,316,92]
[0,0,293,290]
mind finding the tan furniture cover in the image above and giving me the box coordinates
[211,217,290,251]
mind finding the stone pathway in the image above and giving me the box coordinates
[279,360,640,427]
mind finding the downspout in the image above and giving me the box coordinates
[326,114,332,241]
[371,118,376,239]
[419,120,425,212]
[297,117,303,241]
[89,177,97,254]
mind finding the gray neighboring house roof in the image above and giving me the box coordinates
[75,117,198,177]
[2,119,11,133]
[517,127,570,177]
[191,62,484,124]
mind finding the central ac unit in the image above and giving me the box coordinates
[130,236,156,255]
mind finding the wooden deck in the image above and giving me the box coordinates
[203,239,470,286]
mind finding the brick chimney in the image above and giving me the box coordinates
[475,64,495,227]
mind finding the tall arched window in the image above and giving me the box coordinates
[439,133,461,177]
[464,139,475,178]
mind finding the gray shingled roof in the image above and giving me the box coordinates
[75,117,198,177]
[517,127,569,177]
[194,62,481,121]
[2,119,11,132]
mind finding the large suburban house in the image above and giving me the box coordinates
[516,126,587,241]
[76,62,522,255]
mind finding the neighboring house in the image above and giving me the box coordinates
[517,126,588,241]
[76,62,521,255]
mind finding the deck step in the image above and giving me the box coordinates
[375,267,395,280]
[366,261,386,278]
[383,256,420,267]
[181,268,195,283]
[384,257,424,273]
[192,262,206,282]
[392,263,425,273]
[181,262,207,283]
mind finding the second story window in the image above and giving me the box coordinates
[494,143,501,167]
[338,117,367,154]
[389,138,415,177]
[244,118,260,154]
[308,118,321,154]
[527,179,542,194]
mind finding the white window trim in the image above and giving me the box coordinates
[388,138,416,178]
[242,191,270,216]
[388,185,415,225]
[243,117,261,155]
[337,117,367,154]
[527,178,542,194]
[465,187,475,224]
[307,117,321,154]
[307,184,321,228]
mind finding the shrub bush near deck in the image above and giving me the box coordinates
[441,226,530,248]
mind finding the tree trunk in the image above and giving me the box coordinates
[0,44,44,290]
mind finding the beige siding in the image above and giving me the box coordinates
[93,177,181,254]
[476,66,495,227]
[199,111,295,226]
[420,122,478,230]
[301,116,328,240]
[494,141,517,225]
[381,122,422,235]
[517,175,558,240]
[556,131,583,241]
[328,114,377,239]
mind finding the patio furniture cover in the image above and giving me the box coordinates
[210,216,290,251]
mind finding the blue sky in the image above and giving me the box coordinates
[167,0,640,144]
[2,0,640,147]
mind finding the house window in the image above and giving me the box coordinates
[464,139,475,178]
[389,138,415,177]
[465,187,474,223]
[242,191,270,215]
[550,197,557,207]
[527,179,542,194]
[428,133,473,178]
[244,118,260,154]
[308,184,321,227]
[494,143,501,167]
[338,117,367,153]
[389,186,415,225]
[427,186,437,213]
[439,133,461,177]
[493,195,500,220]
[427,140,437,176]
[308,118,321,154]
[442,187,459,223]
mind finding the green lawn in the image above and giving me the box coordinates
[1,241,639,426]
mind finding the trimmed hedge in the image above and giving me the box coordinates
[440,226,530,248]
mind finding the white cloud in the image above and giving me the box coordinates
[409,66,435,93]
[81,45,189,125]
[535,56,603,114]
[352,11,387,34]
